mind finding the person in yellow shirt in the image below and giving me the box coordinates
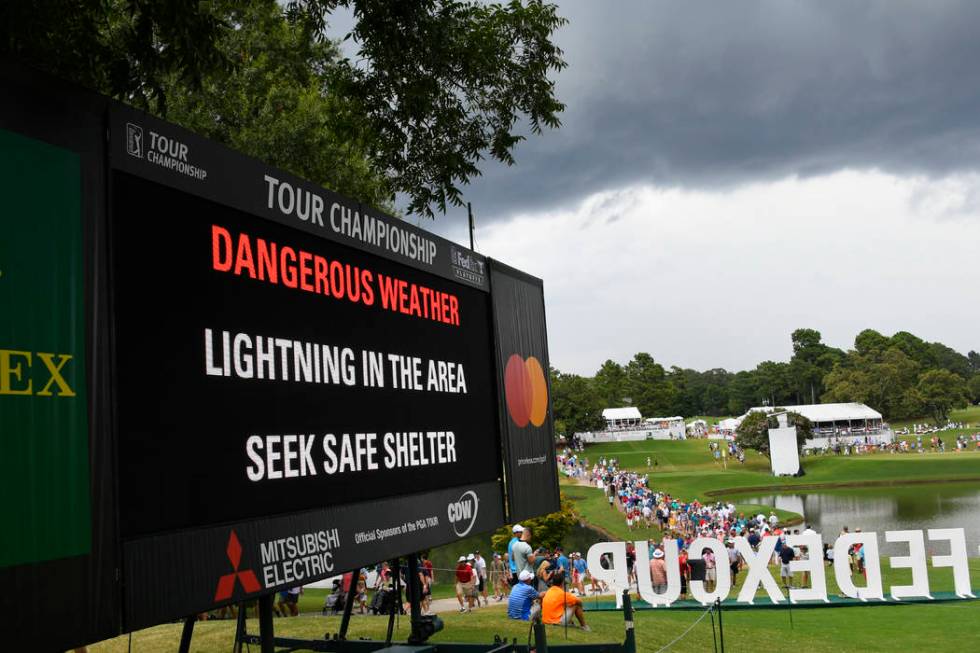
[540,572,590,631]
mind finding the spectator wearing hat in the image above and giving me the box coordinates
[511,526,535,584]
[508,525,525,585]
[541,571,590,631]
[649,547,668,594]
[490,553,508,600]
[571,552,588,595]
[455,556,477,613]
[507,570,544,620]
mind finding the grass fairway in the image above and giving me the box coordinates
[574,438,980,507]
[89,593,980,653]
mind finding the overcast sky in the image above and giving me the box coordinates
[334,1,980,375]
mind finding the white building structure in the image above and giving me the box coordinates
[602,407,642,429]
[645,417,686,440]
[578,408,687,443]
[744,402,893,451]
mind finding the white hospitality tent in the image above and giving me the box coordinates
[744,402,891,450]
[602,406,642,429]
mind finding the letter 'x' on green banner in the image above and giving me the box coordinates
[0,128,91,567]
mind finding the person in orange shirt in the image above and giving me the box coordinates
[540,572,590,631]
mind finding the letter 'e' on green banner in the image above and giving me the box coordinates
[0,128,91,567]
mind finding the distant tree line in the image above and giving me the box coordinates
[551,328,980,434]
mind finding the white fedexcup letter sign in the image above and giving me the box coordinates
[833,532,884,600]
[634,539,680,607]
[927,528,974,598]
[687,538,731,605]
[887,530,931,600]
[586,528,975,607]
[587,541,628,607]
[786,531,828,603]
[736,536,784,604]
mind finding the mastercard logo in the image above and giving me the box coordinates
[504,354,548,428]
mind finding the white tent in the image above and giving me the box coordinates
[743,402,892,451]
[602,407,642,421]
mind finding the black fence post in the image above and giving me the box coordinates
[622,589,636,653]
[533,620,549,653]
[716,597,724,653]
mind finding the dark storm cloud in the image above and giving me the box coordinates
[459,0,980,220]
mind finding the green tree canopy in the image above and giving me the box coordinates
[550,369,605,435]
[4,0,567,217]
[161,0,392,208]
[916,369,968,424]
[625,353,675,417]
[593,359,628,408]
[490,492,579,552]
[735,410,812,457]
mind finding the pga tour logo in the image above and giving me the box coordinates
[126,122,144,158]
[448,490,479,537]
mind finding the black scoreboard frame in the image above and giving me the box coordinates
[0,64,560,651]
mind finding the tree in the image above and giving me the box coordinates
[296,0,568,215]
[735,410,812,457]
[823,347,920,419]
[969,375,980,405]
[490,492,579,552]
[550,369,604,435]
[916,369,968,424]
[625,353,675,417]
[161,0,393,209]
[727,371,758,415]
[593,360,628,408]
[4,0,567,217]
[788,328,843,404]
[968,351,980,375]
[753,361,793,407]
[1,0,228,111]
[854,329,889,356]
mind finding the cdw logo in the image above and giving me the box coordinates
[0,350,75,396]
[214,531,261,601]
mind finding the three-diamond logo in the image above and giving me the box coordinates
[125,122,144,158]
[214,530,261,601]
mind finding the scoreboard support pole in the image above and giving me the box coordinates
[259,592,276,653]
[177,615,196,653]
[339,570,359,640]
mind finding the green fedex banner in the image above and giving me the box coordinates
[0,127,91,567]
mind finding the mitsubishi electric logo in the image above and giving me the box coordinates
[126,123,144,158]
[448,490,479,537]
[214,530,261,601]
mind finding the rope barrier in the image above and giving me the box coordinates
[650,604,714,653]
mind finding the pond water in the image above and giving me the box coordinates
[736,482,980,556]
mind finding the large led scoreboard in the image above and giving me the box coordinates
[0,65,559,650]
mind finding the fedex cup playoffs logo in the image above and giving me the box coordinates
[504,354,548,428]
[214,530,261,601]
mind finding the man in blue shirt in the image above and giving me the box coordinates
[508,570,544,620]
[507,525,524,585]
[555,547,570,575]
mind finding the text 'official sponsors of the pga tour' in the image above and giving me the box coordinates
[125,122,207,180]
[588,527,976,607]
[449,490,479,537]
